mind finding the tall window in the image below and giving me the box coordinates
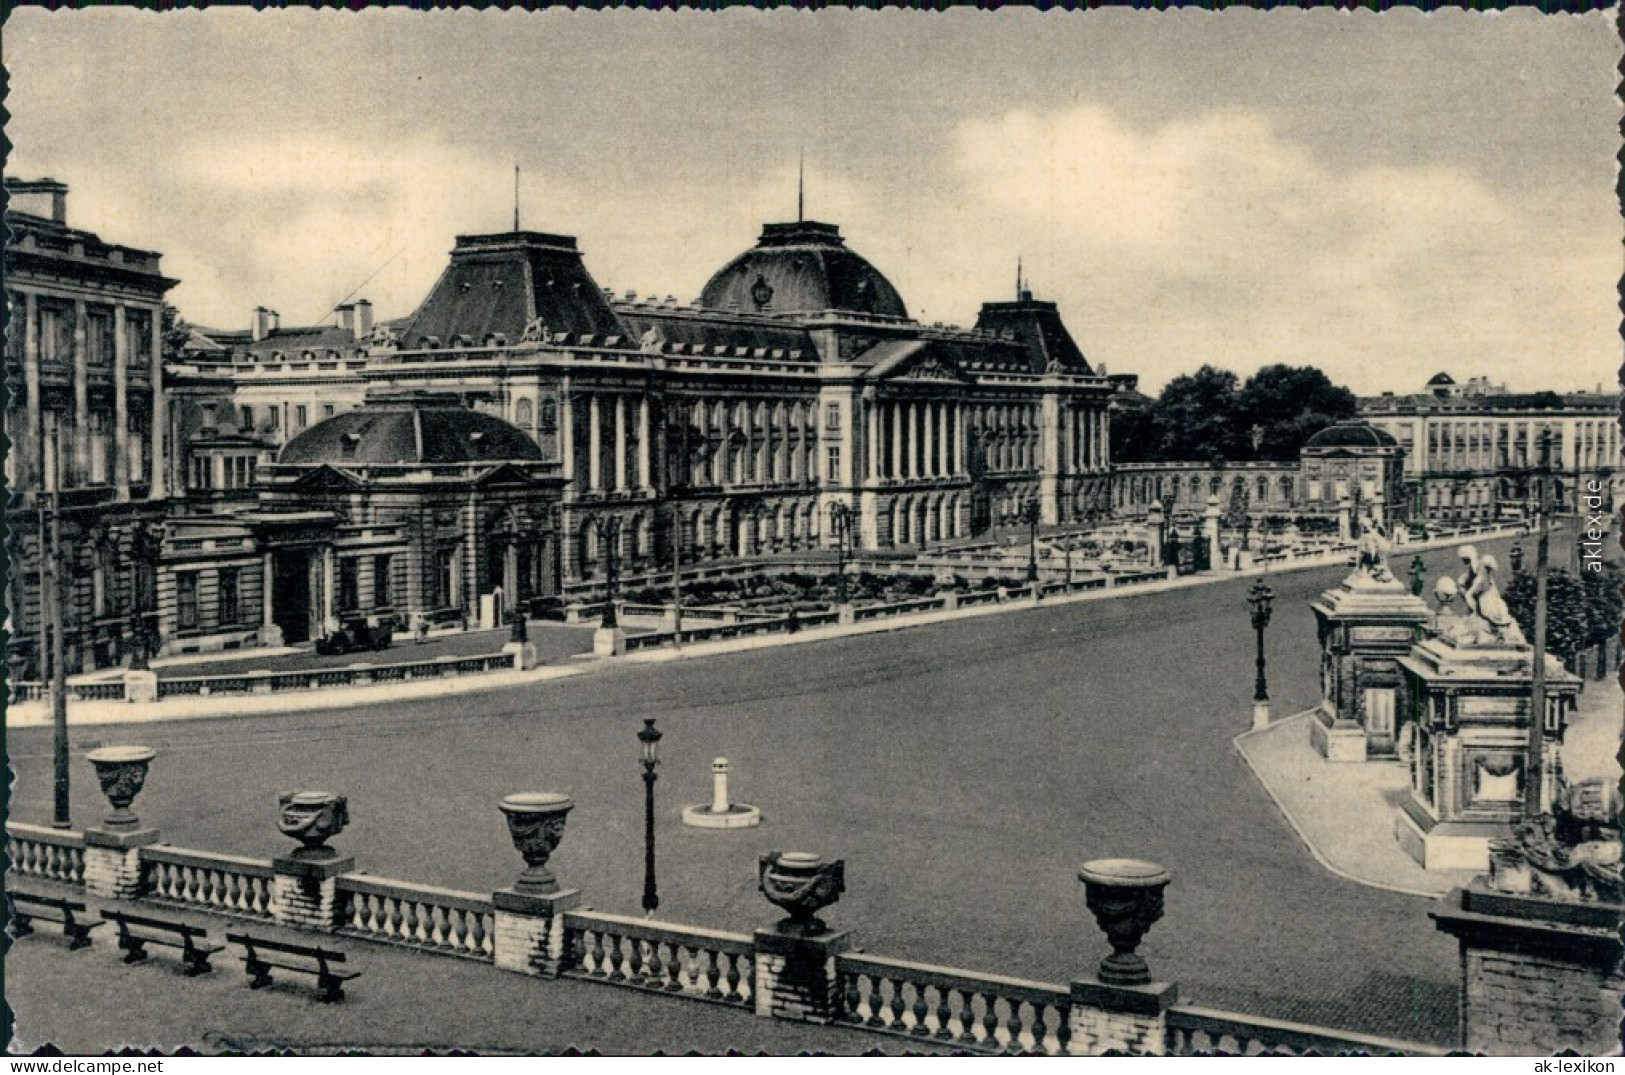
[374,554,392,608]
[218,567,240,626]
[338,558,359,613]
[295,404,308,429]
[176,572,199,631]
[267,407,280,431]
[825,446,841,483]
[240,405,254,431]
[826,401,841,431]
[323,404,336,419]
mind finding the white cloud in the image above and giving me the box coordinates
[943,105,1619,393]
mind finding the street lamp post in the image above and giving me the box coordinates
[637,717,662,916]
[1021,502,1040,583]
[593,516,622,629]
[829,502,853,606]
[1247,580,1274,729]
[1409,553,1427,598]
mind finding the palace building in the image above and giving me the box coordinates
[5,178,178,676]
[153,216,1118,649]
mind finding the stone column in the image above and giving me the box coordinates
[149,311,167,499]
[865,399,879,485]
[890,402,902,480]
[259,551,283,647]
[956,404,967,475]
[637,397,651,491]
[1202,496,1222,569]
[72,299,90,485]
[587,394,602,492]
[1039,392,1061,525]
[113,304,130,499]
[938,402,950,479]
[1337,493,1352,541]
[560,383,576,485]
[322,545,337,632]
[23,292,41,492]
[613,396,628,493]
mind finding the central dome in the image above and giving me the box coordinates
[698,221,908,320]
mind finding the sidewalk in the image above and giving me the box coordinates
[8,525,1525,730]
[1234,675,1623,899]
[5,882,955,1056]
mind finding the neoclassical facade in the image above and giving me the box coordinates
[1362,382,1621,520]
[5,178,177,675]
[205,219,1118,590]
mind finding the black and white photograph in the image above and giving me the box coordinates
[3,6,1622,1060]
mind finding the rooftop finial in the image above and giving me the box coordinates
[797,152,805,223]
[1016,256,1022,300]
[513,164,521,232]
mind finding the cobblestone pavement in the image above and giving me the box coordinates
[9,539,1527,1051]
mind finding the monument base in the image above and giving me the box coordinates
[593,627,626,657]
[1395,802,1506,872]
[502,641,538,670]
[681,803,763,829]
[1251,701,1271,730]
[1310,710,1368,763]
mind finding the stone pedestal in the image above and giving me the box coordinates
[835,603,856,626]
[1431,883,1624,1054]
[1202,497,1222,571]
[1251,700,1270,731]
[503,640,538,671]
[752,926,856,1024]
[1396,639,1579,871]
[123,670,158,705]
[492,887,581,977]
[1066,978,1178,1056]
[1310,571,1429,761]
[259,624,284,648]
[83,827,159,899]
[269,852,356,931]
[593,626,626,657]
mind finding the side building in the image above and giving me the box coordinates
[5,177,177,676]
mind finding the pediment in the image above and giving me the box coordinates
[292,465,364,491]
[475,463,542,488]
[862,340,975,385]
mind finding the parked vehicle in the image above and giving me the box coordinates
[314,616,395,656]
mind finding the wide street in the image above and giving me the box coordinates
[10,538,1535,1047]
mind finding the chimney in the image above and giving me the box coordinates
[252,306,272,342]
[5,178,69,224]
[269,310,281,333]
[355,299,374,339]
[335,303,356,336]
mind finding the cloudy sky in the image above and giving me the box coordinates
[5,8,1618,393]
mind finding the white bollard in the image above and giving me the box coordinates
[711,757,731,814]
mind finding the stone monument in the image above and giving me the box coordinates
[1310,514,1429,762]
[682,757,763,829]
[1394,549,1580,870]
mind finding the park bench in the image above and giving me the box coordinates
[101,908,222,976]
[9,891,103,950]
[226,931,360,1002]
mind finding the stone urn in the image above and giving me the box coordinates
[85,746,157,831]
[276,790,350,861]
[1077,858,1172,985]
[759,850,845,934]
[499,793,574,894]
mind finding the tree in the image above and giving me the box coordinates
[1505,567,1590,668]
[1233,364,1359,461]
[1580,560,1625,677]
[1154,366,1243,461]
[1108,396,1160,464]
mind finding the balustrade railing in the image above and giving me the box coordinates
[836,952,1072,1055]
[156,652,514,699]
[1166,1006,1443,1057]
[141,846,275,920]
[6,823,87,887]
[336,874,495,962]
[561,909,755,1009]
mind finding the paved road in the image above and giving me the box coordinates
[8,539,1522,1049]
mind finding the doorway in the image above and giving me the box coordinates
[272,549,313,644]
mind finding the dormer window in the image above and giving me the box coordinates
[340,432,362,459]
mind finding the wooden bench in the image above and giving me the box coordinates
[226,931,360,1003]
[9,892,102,950]
[101,908,223,976]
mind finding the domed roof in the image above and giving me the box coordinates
[1426,371,1456,386]
[279,401,544,467]
[698,221,908,319]
[1303,421,1399,450]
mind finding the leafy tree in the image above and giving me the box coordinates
[1233,364,1360,461]
[1504,567,1591,667]
[1154,366,1243,461]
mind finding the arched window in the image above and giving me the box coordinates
[515,399,534,428]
